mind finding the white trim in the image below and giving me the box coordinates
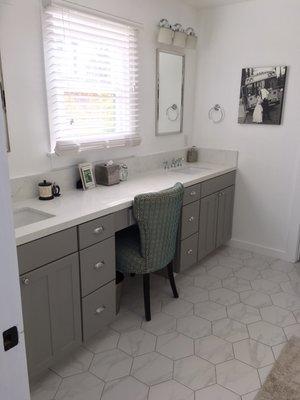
[229,238,290,261]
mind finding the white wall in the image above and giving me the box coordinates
[0,0,198,178]
[193,0,300,260]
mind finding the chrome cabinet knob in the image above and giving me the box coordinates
[187,249,193,255]
[188,216,194,222]
[94,226,104,234]
[95,306,106,315]
[22,277,30,285]
[94,261,105,270]
[190,191,196,196]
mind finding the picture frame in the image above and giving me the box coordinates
[78,163,95,190]
[238,66,287,125]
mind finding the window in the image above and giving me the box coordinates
[43,4,140,154]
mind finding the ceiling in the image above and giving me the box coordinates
[183,0,253,9]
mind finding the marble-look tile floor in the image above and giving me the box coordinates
[30,246,300,400]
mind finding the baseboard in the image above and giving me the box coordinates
[229,238,290,261]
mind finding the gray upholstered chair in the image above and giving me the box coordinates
[116,182,184,321]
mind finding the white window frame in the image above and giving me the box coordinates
[42,1,141,155]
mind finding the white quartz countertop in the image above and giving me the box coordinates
[14,162,237,246]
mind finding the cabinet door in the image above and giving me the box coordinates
[216,185,235,248]
[20,253,81,376]
[198,193,219,261]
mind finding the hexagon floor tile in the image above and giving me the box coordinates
[195,384,240,400]
[216,359,261,395]
[227,303,261,324]
[248,321,286,346]
[250,279,281,295]
[32,246,300,400]
[131,352,173,386]
[148,380,194,400]
[84,328,120,354]
[30,370,62,400]
[101,376,148,400]
[176,315,211,339]
[233,339,274,368]
[50,346,94,378]
[194,274,222,290]
[260,305,296,327]
[235,267,261,281]
[240,290,272,308]
[208,265,234,280]
[156,332,194,360]
[179,285,209,303]
[195,335,234,364]
[209,288,240,306]
[161,298,193,318]
[174,356,216,390]
[213,318,249,343]
[141,312,176,336]
[54,372,104,400]
[89,349,132,381]
[194,301,227,321]
[118,329,156,356]
[223,277,252,293]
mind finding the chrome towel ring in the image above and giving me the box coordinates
[166,104,179,121]
[208,104,225,123]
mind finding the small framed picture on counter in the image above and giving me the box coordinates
[78,163,95,190]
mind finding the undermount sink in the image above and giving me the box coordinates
[170,166,212,175]
[13,207,55,228]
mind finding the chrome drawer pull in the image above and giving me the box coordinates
[190,191,197,196]
[94,226,104,234]
[187,249,193,255]
[94,261,105,270]
[95,306,106,315]
[188,216,194,222]
[22,277,30,285]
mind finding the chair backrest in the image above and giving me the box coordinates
[133,182,184,272]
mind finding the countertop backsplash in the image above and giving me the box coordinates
[10,147,238,202]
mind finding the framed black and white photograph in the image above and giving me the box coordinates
[238,66,287,125]
[78,163,95,190]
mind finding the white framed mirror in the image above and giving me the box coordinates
[0,52,10,152]
[156,49,185,136]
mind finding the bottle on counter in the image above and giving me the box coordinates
[119,164,129,181]
[186,146,198,163]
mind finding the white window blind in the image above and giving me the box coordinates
[43,4,141,154]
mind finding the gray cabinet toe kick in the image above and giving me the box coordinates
[17,170,235,377]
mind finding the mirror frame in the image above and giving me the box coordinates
[155,49,185,136]
[0,52,10,153]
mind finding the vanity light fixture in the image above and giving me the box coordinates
[185,27,198,49]
[172,23,187,48]
[157,20,197,49]
[157,19,173,45]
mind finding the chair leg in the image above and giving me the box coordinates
[143,274,151,321]
[167,261,179,298]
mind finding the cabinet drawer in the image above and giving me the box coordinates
[201,171,236,198]
[78,214,114,249]
[183,184,201,205]
[80,237,115,297]
[181,201,200,240]
[114,208,136,232]
[17,227,78,275]
[180,233,198,271]
[82,281,116,341]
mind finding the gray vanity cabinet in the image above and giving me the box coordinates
[216,185,235,248]
[198,193,219,260]
[20,253,81,376]
[198,185,235,261]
